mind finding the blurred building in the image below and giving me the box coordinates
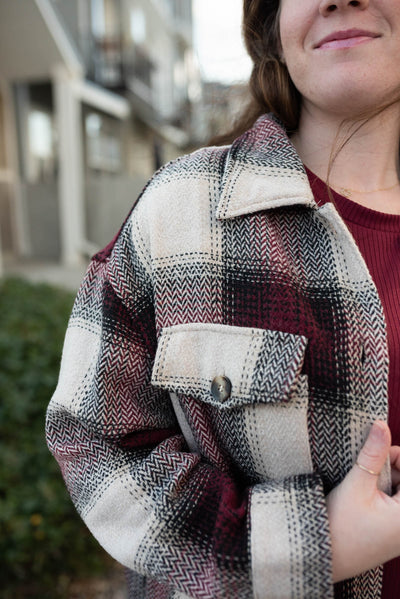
[202,81,249,143]
[0,0,201,271]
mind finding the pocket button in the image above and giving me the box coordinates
[211,376,232,402]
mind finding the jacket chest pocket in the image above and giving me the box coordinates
[151,323,313,480]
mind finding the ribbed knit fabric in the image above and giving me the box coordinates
[307,168,400,597]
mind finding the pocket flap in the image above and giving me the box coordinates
[151,323,308,409]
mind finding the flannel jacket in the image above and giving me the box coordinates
[46,114,392,599]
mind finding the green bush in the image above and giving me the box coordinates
[0,278,111,597]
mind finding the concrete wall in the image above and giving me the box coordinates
[23,181,61,260]
[85,173,147,248]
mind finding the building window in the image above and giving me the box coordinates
[16,83,58,184]
[84,109,123,173]
[29,111,53,160]
[91,0,120,37]
[27,108,57,183]
[130,8,146,45]
[91,0,106,37]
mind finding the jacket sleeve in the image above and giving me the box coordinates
[46,183,334,599]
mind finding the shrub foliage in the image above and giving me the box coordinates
[0,278,110,597]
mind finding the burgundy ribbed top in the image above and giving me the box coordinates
[307,169,400,597]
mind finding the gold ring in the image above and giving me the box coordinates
[356,461,380,476]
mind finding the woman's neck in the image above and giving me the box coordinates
[291,104,400,214]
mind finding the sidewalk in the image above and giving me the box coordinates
[3,257,89,292]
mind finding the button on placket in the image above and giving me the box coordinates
[211,375,232,402]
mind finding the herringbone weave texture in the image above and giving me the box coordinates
[47,115,390,598]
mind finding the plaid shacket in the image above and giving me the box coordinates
[46,114,391,599]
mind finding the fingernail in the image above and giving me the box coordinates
[370,421,386,444]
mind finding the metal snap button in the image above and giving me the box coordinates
[211,375,232,402]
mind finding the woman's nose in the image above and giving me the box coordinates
[319,0,369,16]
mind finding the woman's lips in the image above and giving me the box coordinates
[315,29,380,50]
[319,36,375,50]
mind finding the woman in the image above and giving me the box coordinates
[47,0,400,597]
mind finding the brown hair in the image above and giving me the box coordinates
[212,0,301,145]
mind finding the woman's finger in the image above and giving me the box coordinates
[390,446,400,469]
[389,447,400,488]
[391,484,400,502]
[391,469,400,488]
[352,421,391,492]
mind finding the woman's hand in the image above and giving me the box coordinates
[326,421,400,583]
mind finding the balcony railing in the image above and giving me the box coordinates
[88,36,124,89]
[86,36,155,97]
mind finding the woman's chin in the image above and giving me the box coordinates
[306,84,399,120]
